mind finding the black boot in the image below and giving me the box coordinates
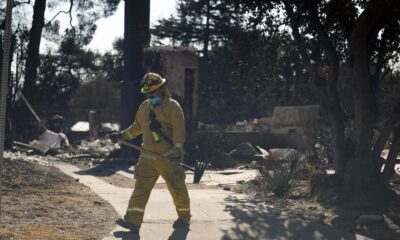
[172,218,190,229]
[116,218,140,233]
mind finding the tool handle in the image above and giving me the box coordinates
[116,139,197,173]
[117,139,142,151]
[117,139,174,162]
[17,90,47,130]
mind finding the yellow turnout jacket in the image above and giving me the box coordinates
[121,97,185,155]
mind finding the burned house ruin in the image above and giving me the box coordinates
[143,46,200,133]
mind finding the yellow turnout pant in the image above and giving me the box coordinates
[124,154,191,226]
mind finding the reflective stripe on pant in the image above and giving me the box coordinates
[161,160,191,222]
[124,156,158,226]
[124,154,191,226]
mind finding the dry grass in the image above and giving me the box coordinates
[1,158,118,240]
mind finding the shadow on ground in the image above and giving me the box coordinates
[113,228,189,240]
[168,228,190,240]
[221,195,360,240]
[75,160,134,177]
[330,207,400,240]
[113,231,140,240]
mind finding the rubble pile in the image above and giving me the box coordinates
[11,133,121,166]
[4,151,55,166]
[77,139,119,154]
[11,91,121,165]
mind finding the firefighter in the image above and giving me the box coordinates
[110,73,191,233]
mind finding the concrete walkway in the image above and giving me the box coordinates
[53,161,370,240]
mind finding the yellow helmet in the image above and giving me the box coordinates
[141,72,166,93]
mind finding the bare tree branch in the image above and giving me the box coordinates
[0,1,30,14]
[44,0,74,29]
[68,0,74,28]
[13,0,31,7]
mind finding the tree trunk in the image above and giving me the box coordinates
[5,36,16,149]
[308,1,347,180]
[202,0,211,59]
[323,45,346,180]
[345,0,398,203]
[284,1,346,179]
[347,34,381,203]
[120,0,150,158]
[23,0,47,100]
[0,34,3,85]
[327,101,346,178]
[350,49,380,195]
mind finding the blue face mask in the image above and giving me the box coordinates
[150,96,162,106]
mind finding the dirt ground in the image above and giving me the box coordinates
[0,157,118,240]
[234,171,400,240]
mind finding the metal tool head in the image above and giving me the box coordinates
[193,160,207,184]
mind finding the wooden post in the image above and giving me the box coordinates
[0,0,13,215]
[120,0,150,160]
[89,110,97,140]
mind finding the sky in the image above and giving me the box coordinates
[88,0,177,53]
[41,0,177,53]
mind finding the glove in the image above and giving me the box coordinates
[109,132,122,143]
[163,145,184,162]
